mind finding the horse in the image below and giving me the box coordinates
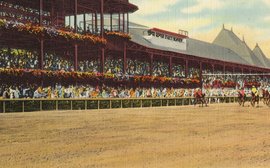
[237,91,246,107]
[194,92,208,107]
[251,92,260,107]
[262,89,270,106]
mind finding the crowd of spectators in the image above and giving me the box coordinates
[188,67,200,78]
[152,60,169,77]
[78,59,99,73]
[0,83,229,99]
[1,82,270,100]
[224,70,234,82]
[0,1,50,25]
[0,49,38,69]
[127,59,150,76]
[202,69,270,90]
[44,54,74,71]
[0,49,179,76]
[202,69,223,88]
[172,64,185,77]
[0,49,76,71]
[105,56,123,75]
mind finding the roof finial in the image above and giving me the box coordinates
[231,27,233,32]
[223,24,225,29]
[242,35,245,42]
[256,43,259,47]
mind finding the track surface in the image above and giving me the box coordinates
[0,104,270,168]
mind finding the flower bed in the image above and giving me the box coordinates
[0,68,201,87]
[0,19,107,45]
[105,31,131,40]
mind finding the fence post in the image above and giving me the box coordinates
[109,100,112,109]
[166,99,169,106]
[3,101,5,113]
[71,100,73,110]
[98,100,100,109]
[56,100,58,111]
[120,100,123,108]
[175,99,177,106]
[85,100,87,110]
[189,98,191,105]
[40,100,43,111]
[160,99,162,107]
[140,99,142,108]
[22,101,25,112]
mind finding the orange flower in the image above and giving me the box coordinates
[105,31,131,40]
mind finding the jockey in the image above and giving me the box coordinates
[251,86,258,96]
[197,88,202,97]
[240,87,245,97]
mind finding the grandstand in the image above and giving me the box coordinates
[0,0,270,103]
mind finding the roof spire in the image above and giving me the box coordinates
[223,24,225,29]
[256,43,259,47]
[231,27,233,32]
[242,35,245,42]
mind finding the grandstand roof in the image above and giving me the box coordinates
[129,27,250,66]
[2,0,138,14]
[253,44,270,67]
[212,28,265,67]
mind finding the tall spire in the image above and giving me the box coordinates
[231,27,233,32]
[256,43,259,47]
[242,35,245,42]
[223,24,225,30]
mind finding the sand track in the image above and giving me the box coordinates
[0,104,270,168]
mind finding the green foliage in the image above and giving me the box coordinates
[87,101,98,109]
[5,101,22,112]
[58,100,72,110]
[111,100,121,108]
[42,101,56,111]
[24,101,40,112]
[99,100,110,109]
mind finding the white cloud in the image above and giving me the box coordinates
[181,0,225,14]
[129,0,180,15]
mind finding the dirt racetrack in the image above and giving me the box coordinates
[0,103,270,168]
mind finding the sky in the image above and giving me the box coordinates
[129,0,270,58]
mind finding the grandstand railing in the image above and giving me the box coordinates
[0,96,250,113]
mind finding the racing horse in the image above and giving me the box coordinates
[237,91,246,107]
[262,89,270,106]
[251,91,260,107]
[194,91,208,107]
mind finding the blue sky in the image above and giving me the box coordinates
[129,0,270,57]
